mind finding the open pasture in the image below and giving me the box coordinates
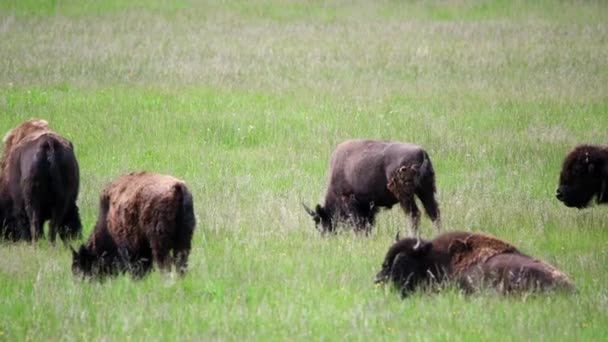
[0,0,607,340]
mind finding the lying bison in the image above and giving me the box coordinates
[556,144,608,208]
[303,139,440,237]
[375,231,574,297]
[0,119,81,243]
[71,172,195,278]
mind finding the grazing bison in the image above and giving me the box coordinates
[556,144,608,208]
[71,172,195,278]
[0,119,81,242]
[375,231,574,297]
[303,139,440,237]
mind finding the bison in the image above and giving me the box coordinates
[375,231,574,297]
[0,119,81,243]
[71,172,195,278]
[556,144,608,208]
[303,139,440,238]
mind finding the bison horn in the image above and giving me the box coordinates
[413,239,421,250]
[69,244,77,256]
[302,202,316,217]
[395,231,400,242]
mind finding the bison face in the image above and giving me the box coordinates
[556,149,606,208]
[302,203,333,232]
[71,245,96,277]
[375,238,433,296]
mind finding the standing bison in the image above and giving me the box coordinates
[375,231,574,297]
[71,172,195,278]
[303,139,440,238]
[556,144,608,208]
[0,119,81,243]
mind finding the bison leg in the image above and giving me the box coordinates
[341,195,376,235]
[24,202,43,242]
[48,207,64,245]
[22,178,44,242]
[28,212,43,243]
[172,228,192,276]
[17,210,30,241]
[57,204,82,242]
[387,165,421,240]
[49,199,70,245]
[416,188,441,232]
[404,201,421,241]
[152,246,172,273]
[48,221,57,245]
[173,228,193,276]
[150,224,173,273]
[173,248,190,277]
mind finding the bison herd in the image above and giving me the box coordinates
[1,119,605,298]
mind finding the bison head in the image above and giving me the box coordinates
[71,245,120,278]
[556,145,607,208]
[375,237,434,296]
[302,203,333,232]
[71,245,96,277]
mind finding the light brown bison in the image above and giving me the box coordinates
[71,172,195,278]
[556,144,608,208]
[303,139,440,237]
[0,119,81,243]
[375,231,574,297]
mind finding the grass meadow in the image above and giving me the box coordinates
[0,0,607,340]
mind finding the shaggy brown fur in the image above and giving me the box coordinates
[448,233,519,273]
[556,144,608,208]
[1,119,50,176]
[0,119,81,242]
[375,231,574,297]
[458,253,573,293]
[303,139,440,236]
[72,172,196,278]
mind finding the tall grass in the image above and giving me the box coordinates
[0,1,607,340]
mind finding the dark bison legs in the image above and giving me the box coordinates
[387,166,421,239]
[22,179,44,242]
[173,247,191,276]
[416,187,441,231]
[150,220,192,274]
[150,226,173,273]
[48,197,70,244]
[340,195,375,234]
[173,224,193,276]
[58,204,82,242]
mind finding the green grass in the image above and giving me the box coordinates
[0,0,607,340]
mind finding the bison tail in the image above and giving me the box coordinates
[173,183,195,275]
[27,138,60,198]
[174,183,196,245]
[44,140,64,200]
[416,151,436,193]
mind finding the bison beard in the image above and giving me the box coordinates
[304,139,441,238]
[556,144,608,208]
[71,172,195,279]
[375,231,574,297]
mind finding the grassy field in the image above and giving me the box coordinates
[0,0,607,340]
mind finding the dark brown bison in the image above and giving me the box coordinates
[0,119,81,243]
[556,144,608,208]
[375,231,574,297]
[71,172,195,278]
[303,139,440,237]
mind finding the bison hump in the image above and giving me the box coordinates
[449,233,519,274]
